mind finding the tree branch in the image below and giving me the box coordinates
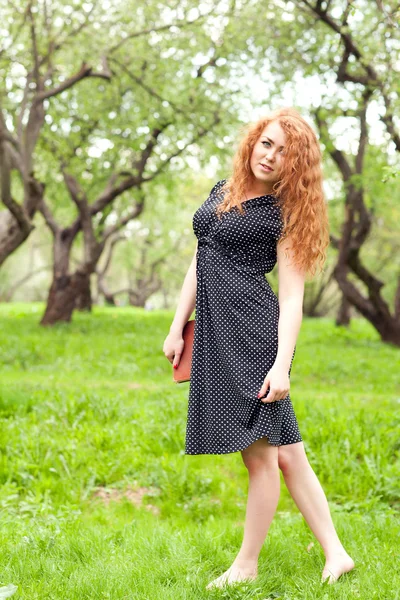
[107,8,214,54]
[38,198,60,236]
[62,168,98,266]
[27,2,41,91]
[0,122,32,233]
[314,108,353,180]
[3,265,51,302]
[97,233,126,278]
[101,204,144,243]
[33,59,111,104]
[110,57,188,117]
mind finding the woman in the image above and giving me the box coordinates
[163,107,355,589]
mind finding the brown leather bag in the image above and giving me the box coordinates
[172,319,195,383]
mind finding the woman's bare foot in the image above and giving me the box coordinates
[321,550,355,584]
[206,560,258,590]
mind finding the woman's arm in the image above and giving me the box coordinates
[257,236,305,402]
[274,236,305,371]
[169,241,198,335]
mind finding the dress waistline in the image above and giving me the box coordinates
[197,235,268,276]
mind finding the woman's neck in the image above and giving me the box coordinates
[245,184,274,198]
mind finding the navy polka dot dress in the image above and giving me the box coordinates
[185,179,303,455]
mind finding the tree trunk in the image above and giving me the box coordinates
[0,178,44,267]
[96,274,117,306]
[0,211,33,267]
[103,291,117,306]
[128,291,146,307]
[74,275,92,311]
[41,272,90,325]
[336,295,351,326]
[334,262,400,346]
[315,105,400,347]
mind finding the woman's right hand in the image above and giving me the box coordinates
[163,328,185,369]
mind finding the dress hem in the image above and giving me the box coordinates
[184,433,303,456]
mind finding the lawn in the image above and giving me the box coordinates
[0,303,399,599]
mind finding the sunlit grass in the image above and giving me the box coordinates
[0,302,399,599]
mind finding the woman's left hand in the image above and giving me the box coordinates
[257,363,290,403]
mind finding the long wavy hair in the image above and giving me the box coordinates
[216,107,330,278]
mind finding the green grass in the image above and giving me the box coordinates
[0,302,399,599]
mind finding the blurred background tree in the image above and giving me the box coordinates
[0,0,399,342]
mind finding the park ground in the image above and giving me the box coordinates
[0,303,399,599]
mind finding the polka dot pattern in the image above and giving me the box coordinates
[185,179,303,455]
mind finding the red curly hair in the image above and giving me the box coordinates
[216,107,330,278]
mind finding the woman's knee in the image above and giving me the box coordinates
[240,437,278,474]
[278,442,307,474]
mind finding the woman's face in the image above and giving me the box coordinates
[249,120,286,191]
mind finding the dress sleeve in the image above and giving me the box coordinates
[207,179,227,200]
[274,204,285,243]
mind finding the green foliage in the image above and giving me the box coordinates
[382,165,399,183]
[0,303,399,597]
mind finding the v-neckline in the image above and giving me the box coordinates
[219,179,276,204]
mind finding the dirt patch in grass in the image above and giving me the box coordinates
[92,484,161,515]
[126,382,142,390]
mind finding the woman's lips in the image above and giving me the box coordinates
[260,163,273,172]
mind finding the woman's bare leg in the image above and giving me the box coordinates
[206,437,280,590]
[278,441,355,583]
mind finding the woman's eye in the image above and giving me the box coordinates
[262,140,284,155]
